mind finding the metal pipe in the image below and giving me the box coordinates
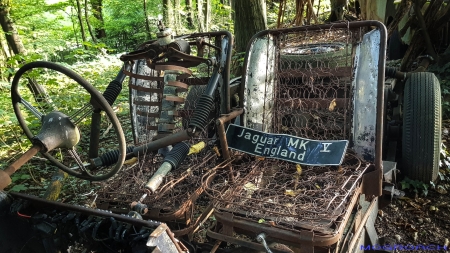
[145,162,173,192]
[217,108,244,125]
[216,120,230,160]
[374,21,388,197]
[9,192,163,228]
[115,66,127,83]
[145,142,190,193]
[347,197,378,251]
[205,71,221,97]
[4,145,41,175]
[89,111,101,158]
[220,36,231,114]
[0,145,41,190]
[133,129,192,156]
[216,109,244,160]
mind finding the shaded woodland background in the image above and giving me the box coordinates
[0,0,360,81]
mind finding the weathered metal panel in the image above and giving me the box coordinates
[352,29,380,162]
[245,35,276,132]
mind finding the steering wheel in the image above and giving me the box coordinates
[11,61,126,181]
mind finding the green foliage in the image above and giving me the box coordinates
[400,177,430,196]
[0,53,125,193]
[103,0,155,50]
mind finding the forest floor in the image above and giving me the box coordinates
[373,118,450,253]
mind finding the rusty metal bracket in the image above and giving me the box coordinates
[361,164,383,198]
[216,108,244,160]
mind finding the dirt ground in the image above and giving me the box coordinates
[373,119,450,252]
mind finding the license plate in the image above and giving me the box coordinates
[226,124,348,166]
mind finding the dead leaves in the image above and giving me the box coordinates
[285,164,304,196]
[328,98,337,111]
[392,220,418,232]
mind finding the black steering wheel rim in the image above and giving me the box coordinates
[11,61,126,181]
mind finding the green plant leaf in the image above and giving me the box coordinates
[10,184,28,192]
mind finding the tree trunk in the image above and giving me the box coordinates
[91,0,106,39]
[163,0,174,27]
[205,0,211,32]
[0,34,10,59]
[0,2,27,55]
[144,0,150,36]
[233,0,267,52]
[197,0,204,32]
[84,0,97,43]
[0,34,8,81]
[70,7,80,46]
[174,0,180,33]
[0,1,46,99]
[75,0,88,49]
[292,0,306,26]
[185,0,194,28]
[277,0,286,28]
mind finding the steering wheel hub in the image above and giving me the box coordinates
[33,111,80,152]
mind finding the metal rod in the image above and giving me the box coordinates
[216,109,244,160]
[0,145,41,190]
[20,98,43,118]
[205,71,220,97]
[145,162,173,192]
[133,129,191,156]
[347,197,378,251]
[8,192,163,228]
[4,145,41,176]
[88,111,102,159]
[216,120,230,160]
[221,36,231,114]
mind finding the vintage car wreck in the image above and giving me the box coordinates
[0,20,441,253]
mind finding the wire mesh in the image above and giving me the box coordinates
[205,152,368,235]
[206,25,374,235]
[97,137,218,221]
[273,28,359,140]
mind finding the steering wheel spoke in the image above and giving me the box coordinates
[19,97,44,119]
[12,61,126,181]
[67,149,89,173]
[69,103,94,125]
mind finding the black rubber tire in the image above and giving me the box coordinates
[402,72,441,182]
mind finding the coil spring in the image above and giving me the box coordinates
[164,142,190,169]
[158,67,190,136]
[189,94,214,131]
